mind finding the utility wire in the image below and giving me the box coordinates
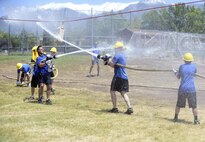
[0,0,204,23]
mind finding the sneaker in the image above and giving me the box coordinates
[87,74,91,77]
[173,118,178,123]
[37,98,43,104]
[46,99,52,105]
[108,108,118,113]
[125,108,133,115]
[194,120,200,125]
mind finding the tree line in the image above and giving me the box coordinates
[141,4,205,34]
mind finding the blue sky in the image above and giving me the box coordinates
[0,0,201,16]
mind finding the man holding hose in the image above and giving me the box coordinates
[101,41,133,115]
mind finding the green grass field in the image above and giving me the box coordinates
[1,55,205,142]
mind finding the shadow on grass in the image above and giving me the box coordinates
[162,117,193,125]
[90,108,132,115]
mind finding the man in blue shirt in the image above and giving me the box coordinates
[36,46,52,105]
[16,63,31,87]
[105,41,133,115]
[88,42,100,77]
[173,53,199,124]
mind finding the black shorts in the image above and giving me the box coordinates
[176,92,197,108]
[31,74,39,88]
[38,73,52,85]
[110,77,129,92]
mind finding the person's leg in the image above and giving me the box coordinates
[31,87,35,97]
[110,91,117,108]
[121,91,132,108]
[38,83,44,103]
[174,106,180,121]
[121,91,133,114]
[97,63,100,76]
[108,91,118,112]
[192,108,200,124]
[174,92,185,121]
[188,93,199,124]
[26,74,30,87]
[45,74,52,105]
[46,84,51,100]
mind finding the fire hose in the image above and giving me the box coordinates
[117,64,205,79]
[98,54,205,79]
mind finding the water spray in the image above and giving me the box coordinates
[57,46,112,57]
[36,22,97,58]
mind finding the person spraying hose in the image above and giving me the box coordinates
[173,53,200,125]
[98,41,133,115]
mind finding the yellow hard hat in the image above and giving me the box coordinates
[50,47,57,53]
[114,42,124,49]
[16,63,22,69]
[183,53,194,62]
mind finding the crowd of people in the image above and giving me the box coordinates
[17,45,57,105]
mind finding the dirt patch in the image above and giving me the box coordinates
[1,57,205,106]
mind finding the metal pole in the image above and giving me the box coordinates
[8,23,10,55]
[130,13,132,28]
[21,24,25,55]
[111,10,114,43]
[91,8,93,47]
[36,24,38,44]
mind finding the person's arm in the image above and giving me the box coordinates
[107,58,115,68]
[17,71,20,81]
[37,57,46,68]
[16,70,21,85]
[176,66,181,79]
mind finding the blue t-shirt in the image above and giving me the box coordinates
[178,63,196,93]
[92,48,100,60]
[17,64,31,74]
[36,54,48,75]
[112,53,128,80]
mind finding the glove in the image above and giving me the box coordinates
[97,54,102,59]
[53,55,58,59]
[101,54,111,61]
[46,60,52,65]
[172,68,178,75]
[46,54,53,60]
[102,54,112,65]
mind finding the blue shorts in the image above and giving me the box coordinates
[92,59,99,65]
[38,73,52,85]
[176,92,197,108]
